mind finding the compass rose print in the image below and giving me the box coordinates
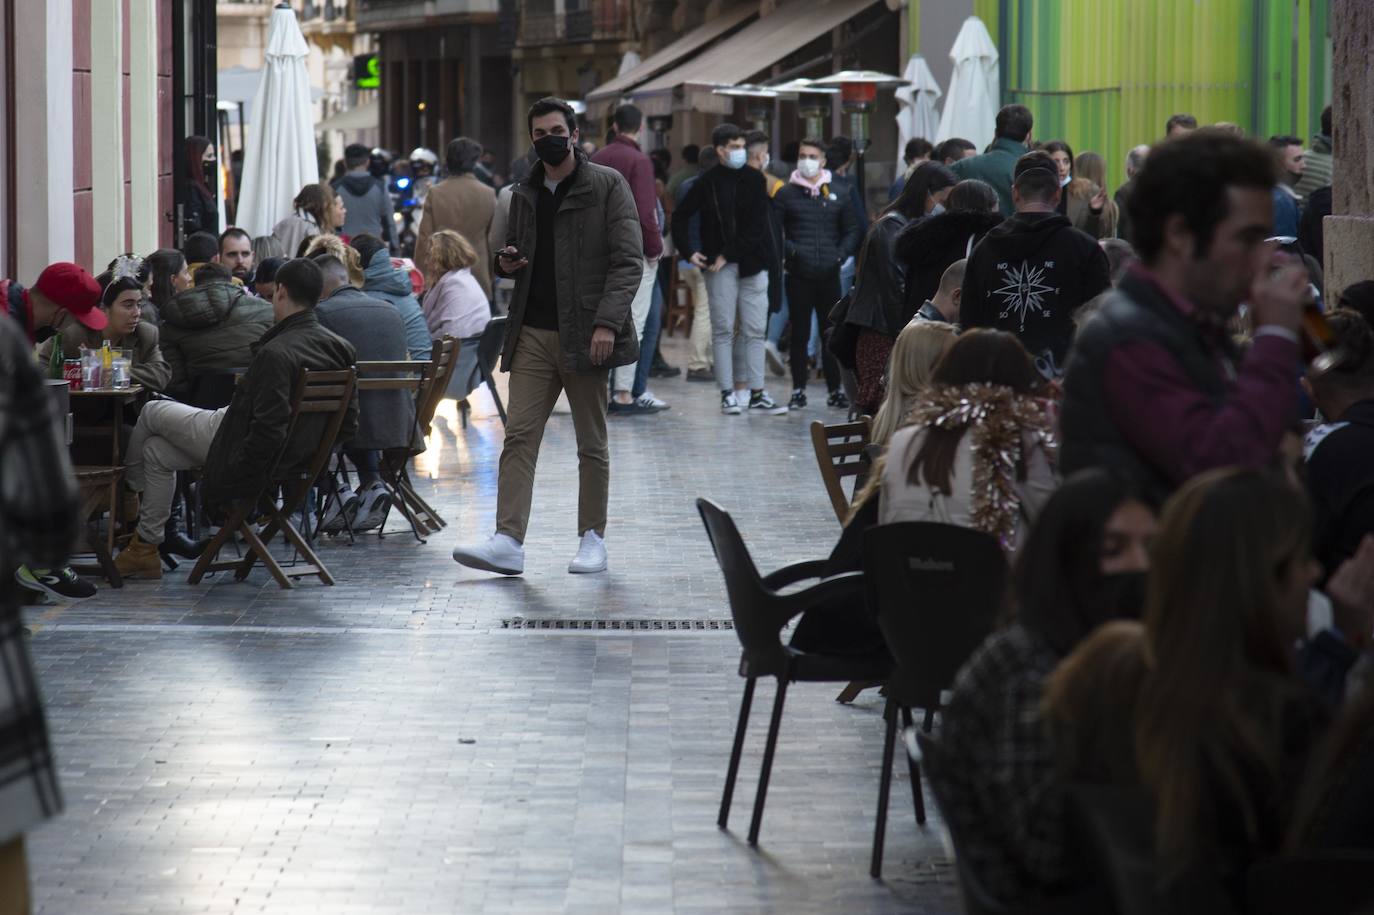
[992,260,1059,331]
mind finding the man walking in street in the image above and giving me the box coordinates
[951,104,1034,215]
[961,151,1110,377]
[331,143,399,252]
[593,104,667,415]
[773,138,859,409]
[450,97,641,577]
[672,123,786,415]
[675,147,716,383]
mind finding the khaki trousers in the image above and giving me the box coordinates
[123,400,227,544]
[681,264,712,371]
[0,838,29,915]
[496,326,610,542]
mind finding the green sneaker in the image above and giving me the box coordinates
[15,565,97,601]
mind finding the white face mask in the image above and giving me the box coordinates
[930,202,946,215]
[1059,174,1072,187]
[725,148,747,170]
[797,158,821,178]
[760,154,770,172]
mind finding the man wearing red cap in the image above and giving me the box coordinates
[3,263,104,603]
[3,262,105,344]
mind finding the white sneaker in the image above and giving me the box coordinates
[452,533,525,575]
[636,391,670,412]
[568,530,608,574]
[720,391,742,415]
[764,341,786,378]
[351,481,392,532]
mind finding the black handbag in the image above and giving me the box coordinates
[827,291,861,369]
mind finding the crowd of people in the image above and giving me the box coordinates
[1,81,1370,909]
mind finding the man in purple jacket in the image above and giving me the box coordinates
[593,104,666,415]
[1060,130,1309,502]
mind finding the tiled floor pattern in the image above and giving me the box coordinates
[25,338,961,914]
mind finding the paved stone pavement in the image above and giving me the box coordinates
[24,338,962,914]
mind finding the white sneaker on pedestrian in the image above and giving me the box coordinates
[720,391,742,415]
[452,533,525,575]
[636,391,670,412]
[764,341,786,378]
[748,390,789,415]
[568,530,608,574]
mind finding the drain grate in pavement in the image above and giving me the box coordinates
[500,618,734,631]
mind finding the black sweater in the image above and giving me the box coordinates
[671,165,771,278]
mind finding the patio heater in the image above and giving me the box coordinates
[771,78,838,140]
[710,85,779,132]
[809,71,909,202]
[647,114,673,150]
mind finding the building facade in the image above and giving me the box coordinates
[0,0,176,281]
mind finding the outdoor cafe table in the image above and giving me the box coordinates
[67,384,144,585]
[70,384,144,464]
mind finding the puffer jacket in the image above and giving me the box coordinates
[37,311,171,392]
[498,153,643,373]
[158,280,273,397]
[895,209,1005,318]
[845,213,909,337]
[361,248,432,361]
[201,310,357,512]
[773,178,860,280]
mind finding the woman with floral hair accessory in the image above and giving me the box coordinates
[880,328,1057,551]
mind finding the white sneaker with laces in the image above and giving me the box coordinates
[636,391,670,412]
[452,533,525,575]
[720,391,742,415]
[568,530,608,574]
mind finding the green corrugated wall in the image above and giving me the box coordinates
[966,0,1330,189]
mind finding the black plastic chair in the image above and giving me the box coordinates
[1246,850,1374,915]
[862,522,1008,878]
[473,315,507,425]
[697,497,891,846]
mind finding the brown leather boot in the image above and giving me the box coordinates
[114,533,162,580]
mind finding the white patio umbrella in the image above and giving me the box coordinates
[234,3,318,238]
[894,54,941,162]
[935,16,1000,153]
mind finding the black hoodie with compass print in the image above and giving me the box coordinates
[960,211,1110,377]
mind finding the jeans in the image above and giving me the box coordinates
[632,271,664,398]
[704,264,768,391]
[612,258,659,394]
[786,270,841,392]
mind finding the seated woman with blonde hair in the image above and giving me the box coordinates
[303,234,365,287]
[422,229,491,399]
[881,328,1057,551]
[868,320,958,447]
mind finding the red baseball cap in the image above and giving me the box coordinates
[33,262,105,331]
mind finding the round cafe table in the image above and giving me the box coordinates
[67,384,144,586]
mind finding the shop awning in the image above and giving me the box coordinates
[629,0,883,117]
[584,4,757,120]
[317,99,379,132]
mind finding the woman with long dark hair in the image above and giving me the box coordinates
[880,329,1056,550]
[182,136,218,238]
[937,469,1156,907]
[143,248,192,326]
[1044,468,1374,907]
[843,161,958,413]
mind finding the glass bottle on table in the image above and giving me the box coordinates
[47,331,64,379]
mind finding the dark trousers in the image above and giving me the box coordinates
[786,269,841,392]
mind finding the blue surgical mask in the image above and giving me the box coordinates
[930,202,946,216]
[726,149,747,170]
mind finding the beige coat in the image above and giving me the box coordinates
[1065,178,1119,240]
[414,173,496,300]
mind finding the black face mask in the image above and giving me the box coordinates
[1099,571,1148,621]
[534,134,573,167]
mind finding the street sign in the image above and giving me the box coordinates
[353,54,380,90]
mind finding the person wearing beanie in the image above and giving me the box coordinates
[3,261,104,344]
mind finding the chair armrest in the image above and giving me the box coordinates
[762,558,831,591]
[778,570,866,619]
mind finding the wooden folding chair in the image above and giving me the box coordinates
[68,466,123,588]
[355,359,429,541]
[378,336,459,537]
[809,417,872,523]
[188,368,356,589]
